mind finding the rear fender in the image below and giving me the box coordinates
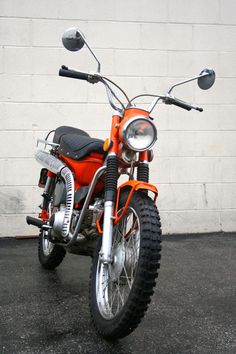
[114,180,158,225]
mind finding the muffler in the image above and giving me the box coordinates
[34,150,74,239]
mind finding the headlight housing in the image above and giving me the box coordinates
[120,116,157,152]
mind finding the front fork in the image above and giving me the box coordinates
[100,200,115,264]
[100,154,118,264]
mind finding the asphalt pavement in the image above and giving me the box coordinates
[0,233,235,354]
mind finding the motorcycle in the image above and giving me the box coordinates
[26,27,215,340]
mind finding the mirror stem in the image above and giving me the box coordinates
[167,73,209,94]
[83,39,101,73]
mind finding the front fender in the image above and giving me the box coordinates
[114,180,158,224]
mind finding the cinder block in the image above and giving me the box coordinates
[195,78,236,105]
[30,47,114,76]
[150,157,222,184]
[114,0,168,22]
[31,75,88,102]
[219,52,236,78]
[168,51,218,78]
[149,157,171,184]
[0,186,40,214]
[0,75,31,102]
[166,104,236,131]
[141,23,193,50]
[221,210,236,231]
[220,0,236,24]
[220,157,236,182]
[114,50,168,77]
[0,102,111,131]
[0,18,31,46]
[167,210,221,233]
[0,131,35,158]
[221,184,236,209]
[0,0,58,19]
[0,216,7,237]
[86,21,141,49]
[157,183,221,211]
[0,158,39,186]
[169,0,220,24]
[158,211,170,234]
[167,157,221,183]
[4,47,32,75]
[198,131,236,157]
[0,214,38,237]
[157,131,236,157]
[58,0,116,21]
[0,47,3,74]
[193,25,236,51]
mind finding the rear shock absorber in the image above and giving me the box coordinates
[40,171,56,212]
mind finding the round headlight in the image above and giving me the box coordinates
[120,116,157,152]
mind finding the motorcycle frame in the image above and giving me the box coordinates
[37,107,157,265]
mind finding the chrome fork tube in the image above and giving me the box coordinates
[99,154,119,264]
[100,201,114,264]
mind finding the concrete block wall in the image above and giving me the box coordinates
[0,0,236,236]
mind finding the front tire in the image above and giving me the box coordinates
[38,230,66,270]
[89,191,162,340]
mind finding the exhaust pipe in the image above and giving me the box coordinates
[34,150,74,239]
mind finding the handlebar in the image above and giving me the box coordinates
[59,65,203,113]
[59,65,90,81]
[59,65,101,84]
[165,94,203,112]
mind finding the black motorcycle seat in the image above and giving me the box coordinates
[58,133,105,160]
[53,126,89,144]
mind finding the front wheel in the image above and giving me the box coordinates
[89,191,162,340]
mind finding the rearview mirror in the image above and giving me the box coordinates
[62,27,85,52]
[198,68,215,90]
[62,27,101,73]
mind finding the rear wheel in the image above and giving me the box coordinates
[38,230,66,270]
[89,191,162,340]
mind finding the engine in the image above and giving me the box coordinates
[49,198,103,241]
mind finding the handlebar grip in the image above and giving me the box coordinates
[59,65,90,81]
[166,96,192,111]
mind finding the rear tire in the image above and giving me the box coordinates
[38,230,66,270]
[89,191,162,340]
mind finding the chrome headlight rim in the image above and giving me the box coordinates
[120,116,157,152]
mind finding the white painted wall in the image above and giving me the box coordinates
[0,0,236,236]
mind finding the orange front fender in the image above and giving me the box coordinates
[114,180,158,225]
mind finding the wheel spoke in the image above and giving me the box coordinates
[123,263,132,289]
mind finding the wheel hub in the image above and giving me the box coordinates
[109,243,125,282]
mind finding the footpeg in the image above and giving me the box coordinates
[26,216,44,229]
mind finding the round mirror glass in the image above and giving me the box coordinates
[198,68,216,90]
[62,27,85,52]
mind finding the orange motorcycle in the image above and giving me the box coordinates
[27,27,215,340]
